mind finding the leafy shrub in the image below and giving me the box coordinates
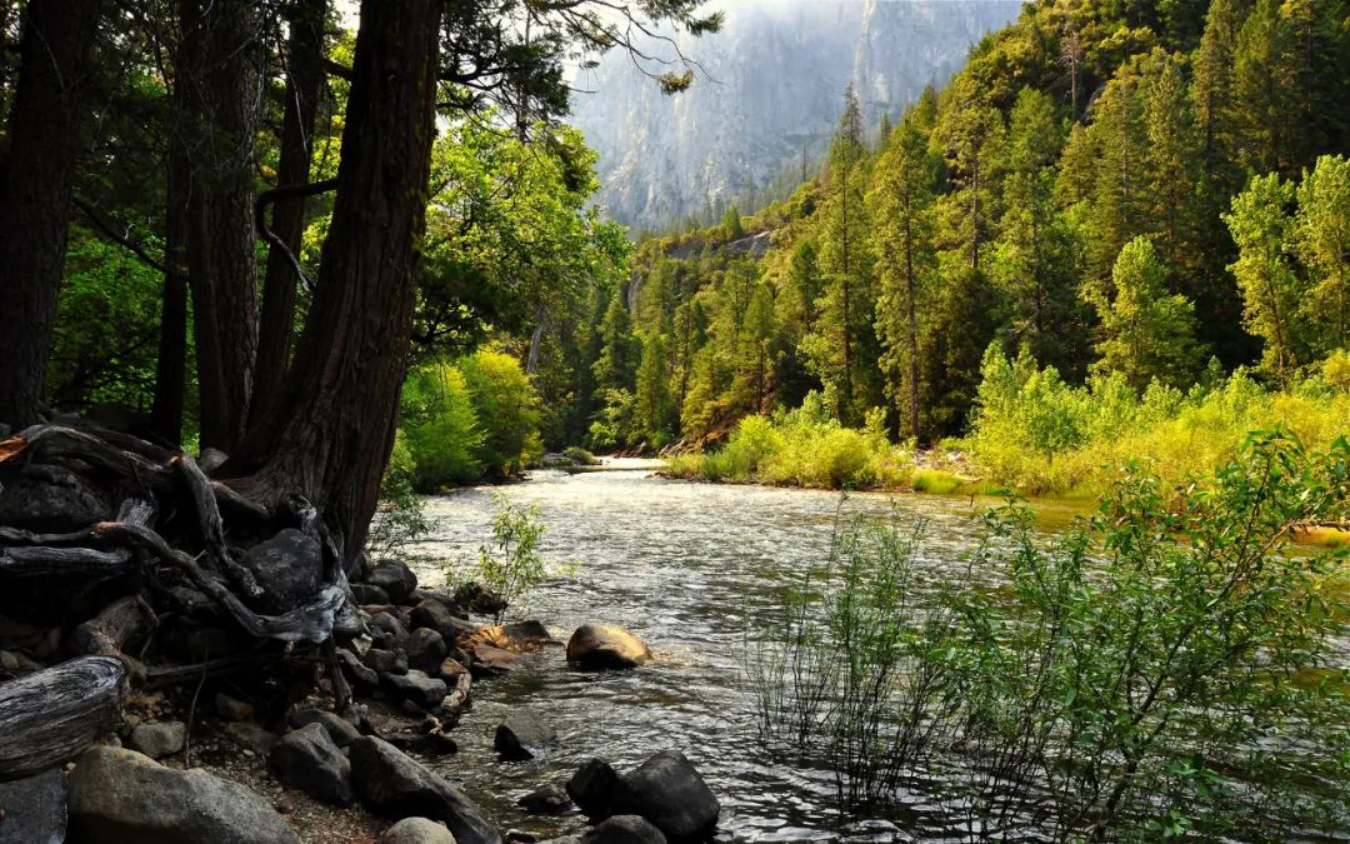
[368,430,431,555]
[458,349,544,476]
[563,446,600,466]
[401,364,484,490]
[451,493,551,623]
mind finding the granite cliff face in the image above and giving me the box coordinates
[569,0,1022,229]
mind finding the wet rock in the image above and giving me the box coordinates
[494,710,558,760]
[613,751,719,841]
[340,648,381,687]
[469,644,518,677]
[518,783,573,815]
[349,736,501,844]
[581,816,667,844]
[567,759,619,820]
[379,817,459,844]
[368,562,419,605]
[384,669,448,711]
[411,600,475,642]
[452,582,507,617]
[0,768,67,844]
[468,621,557,654]
[129,721,186,760]
[566,625,651,670]
[368,612,410,649]
[411,589,465,613]
[405,627,448,674]
[363,648,409,676]
[353,583,392,606]
[0,466,112,533]
[288,708,361,748]
[225,721,278,755]
[68,745,298,844]
[270,723,354,805]
[215,692,255,721]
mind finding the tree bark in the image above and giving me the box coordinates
[0,0,104,430]
[150,130,191,446]
[252,0,329,427]
[229,0,443,563]
[177,0,262,452]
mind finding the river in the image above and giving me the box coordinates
[402,459,1097,843]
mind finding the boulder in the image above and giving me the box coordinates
[239,529,323,615]
[128,721,186,760]
[383,669,448,711]
[0,467,112,533]
[612,752,719,841]
[368,562,419,604]
[467,621,557,654]
[349,737,501,844]
[288,708,361,748]
[469,644,518,677]
[0,768,67,844]
[68,745,298,844]
[353,584,392,606]
[368,612,410,650]
[566,626,651,670]
[270,723,354,805]
[411,600,476,642]
[581,816,667,844]
[567,758,619,820]
[363,648,409,676]
[518,783,572,815]
[494,710,558,760]
[379,817,459,844]
[405,628,448,674]
[339,648,380,688]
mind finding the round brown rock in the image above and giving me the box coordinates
[566,625,651,670]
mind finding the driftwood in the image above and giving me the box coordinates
[0,497,155,577]
[0,657,125,780]
[70,595,156,657]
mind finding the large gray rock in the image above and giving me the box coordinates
[129,721,186,760]
[68,745,299,844]
[368,612,411,649]
[0,467,111,533]
[239,529,323,615]
[411,600,475,642]
[288,708,361,748]
[567,759,619,820]
[581,816,667,844]
[339,647,380,688]
[384,669,448,711]
[363,647,409,676]
[368,562,418,604]
[613,751,719,841]
[270,723,354,805]
[494,710,558,760]
[0,768,67,844]
[405,627,448,674]
[349,737,501,844]
[379,817,458,844]
[518,783,573,815]
[566,625,651,670]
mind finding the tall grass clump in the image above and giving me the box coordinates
[966,344,1350,496]
[749,434,1350,841]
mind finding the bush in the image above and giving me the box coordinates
[458,349,544,476]
[368,430,431,555]
[401,364,484,490]
[449,493,553,623]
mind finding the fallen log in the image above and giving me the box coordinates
[0,657,125,781]
[71,595,156,658]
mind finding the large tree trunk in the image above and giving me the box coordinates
[252,0,329,428]
[177,0,262,452]
[229,0,443,563]
[150,135,191,446]
[0,0,104,430]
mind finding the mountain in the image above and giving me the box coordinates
[569,0,1023,230]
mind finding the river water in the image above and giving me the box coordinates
[404,460,1095,842]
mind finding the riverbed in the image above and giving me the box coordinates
[402,459,1094,842]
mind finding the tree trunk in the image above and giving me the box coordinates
[178,0,261,452]
[0,0,104,430]
[150,133,191,446]
[229,0,443,563]
[252,0,329,427]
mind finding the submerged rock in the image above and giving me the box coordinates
[581,815,667,844]
[612,751,719,841]
[68,746,298,844]
[494,710,558,760]
[467,621,557,654]
[349,736,501,844]
[270,723,354,805]
[518,783,573,815]
[566,625,651,670]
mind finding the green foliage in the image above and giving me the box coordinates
[401,364,484,490]
[369,430,431,556]
[457,349,544,477]
[465,493,549,623]
[1294,154,1350,352]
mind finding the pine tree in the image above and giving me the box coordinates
[1225,173,1309,382]
[593,285,640,393]
[635,332,673,443]
[1294,155,1350,352]
[1193,0,1246,195]
[722,205,744,241]
[1144,51,1203,292]
[1085,66,1150,284]
[1089,236,1203,390]
[1235,0,1297,175]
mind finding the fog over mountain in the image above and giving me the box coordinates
[569,0,1023,229]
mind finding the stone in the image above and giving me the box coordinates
[518,783,572,815]
[239,529,323,615]
[68,745,298,844]
[197,447,230,475]
[0,768,67,844]
[410,589,465,613]
[467,621,557,654]
[353,583,392,606]
[379,817,459,844]
[580,816,667,844]
[612,751,719,841]
[369,612,411,649]
[225,721,278,755]
[0,466,112,533]
[349,737,501,844]
[405,627,448,673]
[452,582,507,617]
[270,723,354,805]
[566,625,651,670]
[363,647,409,676]
[288,708,361,748]
[215,692,255,721]
[129,721,186,760]
[494,710,558,760]
[567,759,619,820]
[168,585,216,616]
[384,669,448,711]
[339,648,380,687]
[368,561,419,604]
[470,644,519,677]
[838,819,915,843]
[411,600,476,642]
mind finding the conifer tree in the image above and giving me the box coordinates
[593,285,640,393]
[1193,0,1246,195]
[635,332,673,443]
[1294,154,1350,352]
[1144,52,1203,291]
